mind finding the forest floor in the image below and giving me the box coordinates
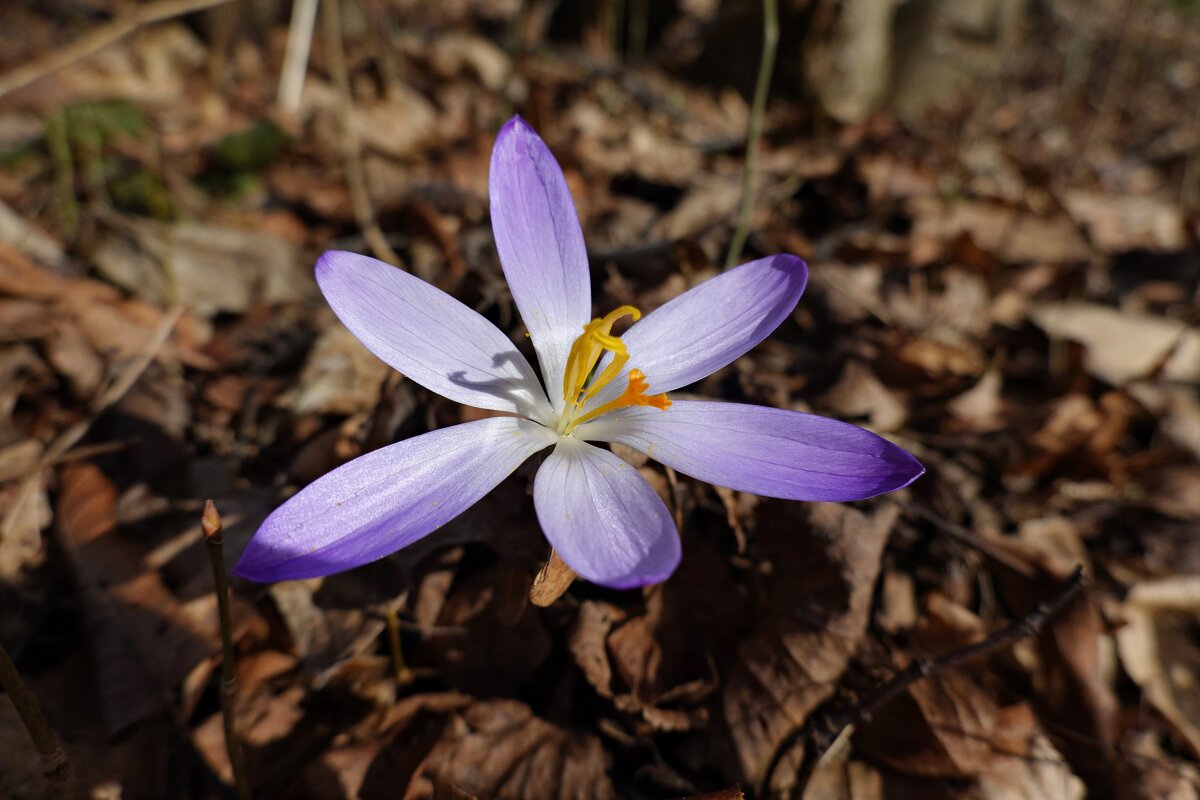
[0,1,1199,798]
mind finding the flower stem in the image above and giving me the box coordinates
[202,500,253,800]
[0,640,70,799]
[724,0,779,270]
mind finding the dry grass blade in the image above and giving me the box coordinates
[0,0,236,99]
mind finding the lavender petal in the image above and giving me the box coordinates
[533,440,680,589]
[584,254,807,409]
[316,250,552,422]
[577,400,924,501]
[235,417,555,582]
[490,117,591,415]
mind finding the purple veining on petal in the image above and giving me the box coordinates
[235,417,555,582]
[533,439,681,588]
[316,250,553,423]
[583,254,808,409]
[490,116,592,415]
[577,400,923,502]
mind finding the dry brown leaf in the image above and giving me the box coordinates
[90,216,314,317]
[909,198,1091,266]
[855,668,1000,778]
[55,462,216,732]
[947,366,1005,432]
[988,538,1119,792]
[820,360,907,432]
[975,732,1086,800]
[406,700,618,800]
[801,757,884,800]
[721,502,900,792]
[1031,302,1200,385]
[45,320,104,399]
[283,322,391,416]
[1062,191,1187,253]
[569,601,627,699]
[1117,576,1200,760]
[530,548,577,607]
[425,563,552,696]
[353,88,439,159]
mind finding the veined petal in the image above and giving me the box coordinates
[316,250,553,422]
[576,400,923,502]
[584,255,807,409]
[533,439,680,589]
[490,117,591,416]
[235,417,556,582]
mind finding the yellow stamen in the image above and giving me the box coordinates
[568,369,671,431]
[558,306,670,435]
[561,305,641,407]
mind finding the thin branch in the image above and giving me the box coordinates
[724,0,779,269]
[0,0,236,100]
[0,641,70,799]
[772,565,1088,797]
[321,0,403,267]
[202,501,252,800]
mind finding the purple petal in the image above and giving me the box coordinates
[235,418,555,582]
[576,400,923,502]
[533,440,680,589]
[584,255,807,409]
[316,250,552,422]
[490,117,591,415]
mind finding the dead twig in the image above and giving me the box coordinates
[321,0,403,267]
[201,501,252,800]
[0,0,236,100]
[277,0,321,114]
[769,565,1088,797]
[724,0,778,269]
[0,641,70,799]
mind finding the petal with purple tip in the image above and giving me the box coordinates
[584,255,808,409]
[316,250,552,422]
[533,440,680,589]
[576,400,923,502]
[490,117,592,415]
[235,417,556,582]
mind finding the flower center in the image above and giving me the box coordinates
[556,305,670,435]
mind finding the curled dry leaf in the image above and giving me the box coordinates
[1116,576,1200,760]
[404,700,618,800]
[574,539,745,733]
[720,502,900,793]
[530,548,577,607]
[569,601,626,699]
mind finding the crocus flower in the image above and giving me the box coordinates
[235,117,923,589]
